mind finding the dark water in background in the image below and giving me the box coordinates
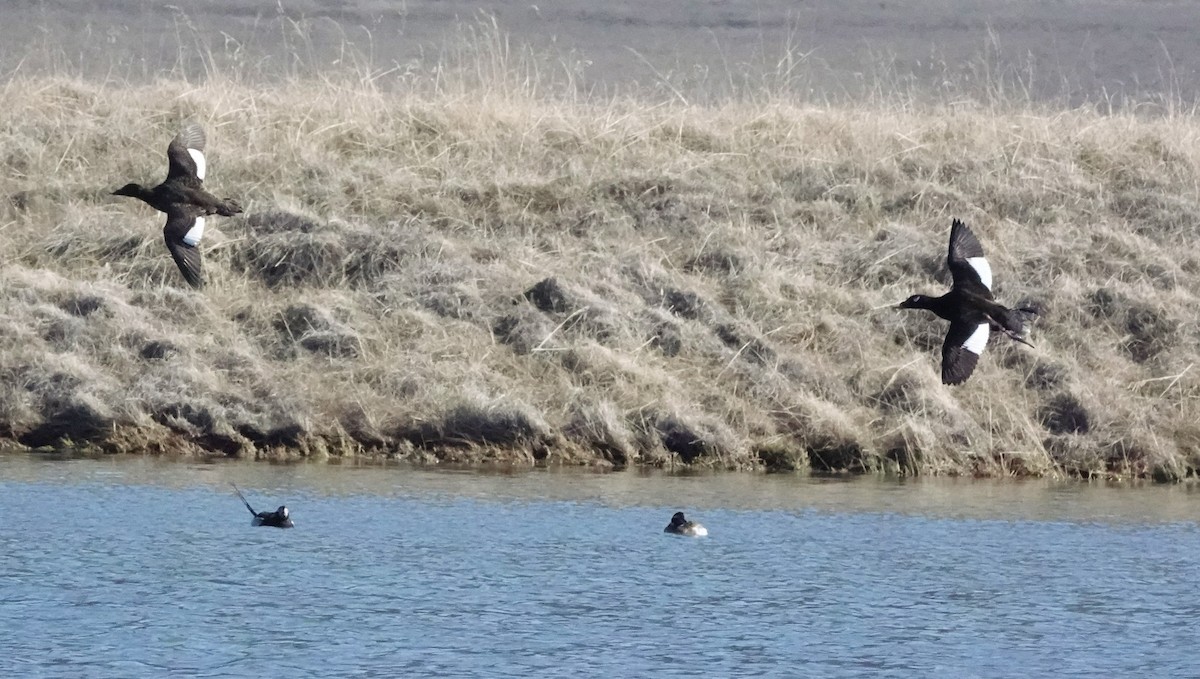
[2,454,1199,678]
[3,0,1200,105]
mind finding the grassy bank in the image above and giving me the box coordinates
[3,62,1200,479]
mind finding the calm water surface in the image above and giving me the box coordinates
[2,455,1199,678]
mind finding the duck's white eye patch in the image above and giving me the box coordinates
[967,256,992,290]
[183,216,205,246]
[188,148,206,180]
[963,323,990,355]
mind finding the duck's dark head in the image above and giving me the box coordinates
[277,506,289,519]
[112,183,144,198]
[670,512,687,527]
[898,294,932,310]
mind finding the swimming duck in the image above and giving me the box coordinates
[898,218,1037,385]
[232,483,294,528]
[664,511,708,537]
[112,121,242,289]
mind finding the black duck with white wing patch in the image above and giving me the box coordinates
[664,511,708,537]
[112,121,242,289]
[232,483,294,529]
[898,219,1037,385]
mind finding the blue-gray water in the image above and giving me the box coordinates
[2,455,1199,678]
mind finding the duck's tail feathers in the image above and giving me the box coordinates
[231,483,257,516]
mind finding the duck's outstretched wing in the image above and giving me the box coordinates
[947,218,992,294]
[163,212,205,289]
[231,483,258,517]
[941,320,989,385]
[167,121,207,182]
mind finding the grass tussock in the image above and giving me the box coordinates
[4,37,1200,479]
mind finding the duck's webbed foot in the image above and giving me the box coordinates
[1003,327,1035,348]
[217,198,243,216]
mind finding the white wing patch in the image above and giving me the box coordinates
[182,216,206,246]
[690,524,708,537]
[967,256,992,290]
[963,323,990,355]
[188,148,206,181]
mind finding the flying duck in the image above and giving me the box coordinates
[232,483,294,528]
[898,218,1038,385]
[112,121,242,289]
[664,511,708,537]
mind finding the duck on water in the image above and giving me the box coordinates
[898,218,1038,385]
[664,511,708,537]
[112,121,242,289]
[232,484,294,528]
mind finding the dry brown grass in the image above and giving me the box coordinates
[4,37,1200,479]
